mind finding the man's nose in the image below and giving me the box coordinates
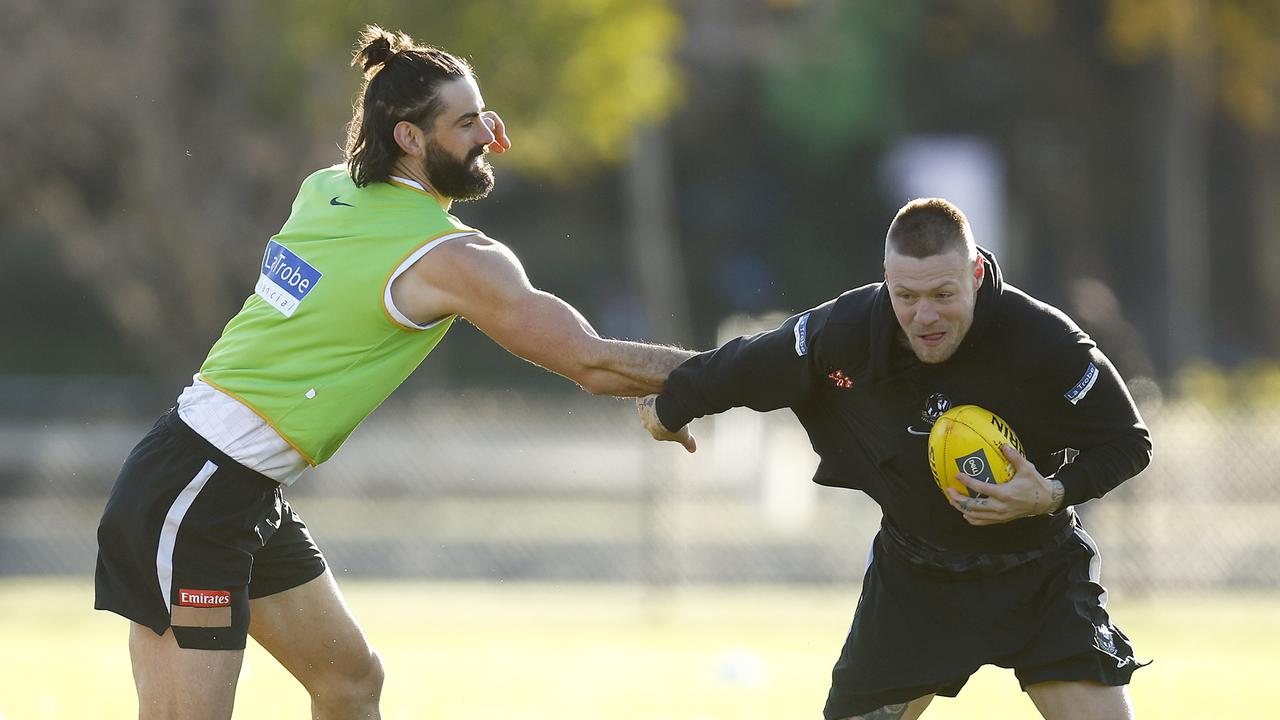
[914,301,939,325]
[478,117,497,146]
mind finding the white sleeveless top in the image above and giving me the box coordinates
[177,376,308,486]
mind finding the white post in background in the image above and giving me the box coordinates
[625,123,690,588]
[879,135,1008,270]
[1158,39,1212,373]
[715,314,820,535]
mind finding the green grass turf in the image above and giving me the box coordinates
[1,578,1274,718]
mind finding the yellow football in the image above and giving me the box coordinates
[927,405,1024,498]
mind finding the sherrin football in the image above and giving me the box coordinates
[927,405,1025,498]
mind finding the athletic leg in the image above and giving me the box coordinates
[97,416,270,720]
[834,693,935,719]
[249,569,384,719]
[1026,680,1134,720]
[129,623,244,720]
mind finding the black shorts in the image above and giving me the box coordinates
[94,409,325,650]
[823,524,1144,719]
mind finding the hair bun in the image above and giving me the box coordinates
[353,25,404,74]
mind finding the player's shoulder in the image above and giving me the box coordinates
[795,282,883,368]
[287,165,356,207]
[819,282,887,344]
[427,230,502,254]
[1000,284,1081,332]
[298,164,353,191]
[791,282,878,337]
[997,284,1093,358]
[410,232,525,288]
[828,282,884,323]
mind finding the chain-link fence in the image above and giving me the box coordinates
[1,378,1276,591]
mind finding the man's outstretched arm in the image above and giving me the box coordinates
[391,234,695,396]
[636,304,834,451]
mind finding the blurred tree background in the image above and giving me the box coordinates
[6,7,1280,681]
[2,0,1278,406]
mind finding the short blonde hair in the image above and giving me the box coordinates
[885,198,977,262]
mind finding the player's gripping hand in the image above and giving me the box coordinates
[636,395,696,453]
[481,111,511,154]
[946,444,1062,525]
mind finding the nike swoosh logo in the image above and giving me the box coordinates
[329,196,354,207]
[906,426,931,436]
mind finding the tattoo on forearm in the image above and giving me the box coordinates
[1050,479,1065,513]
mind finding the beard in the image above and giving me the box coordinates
[424,139,494,201]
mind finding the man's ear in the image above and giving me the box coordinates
[393,120,426,157]
[973,254,986,288]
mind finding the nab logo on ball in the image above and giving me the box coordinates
[256,240,323,318]
[927,405,1023,499]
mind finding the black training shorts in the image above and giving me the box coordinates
[94,409,325,650]
[823,523,1144,719]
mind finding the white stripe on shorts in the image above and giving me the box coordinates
[155,460,218,612]
[1077,526,1107,606]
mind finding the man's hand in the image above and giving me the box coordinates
[636,394,696,453]
[480,111,511,154]
[946,444,1063,525]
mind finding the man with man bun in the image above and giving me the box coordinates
[95,25,692,719]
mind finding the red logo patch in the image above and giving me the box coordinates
[827,369,854,389]
[178,589,231,607]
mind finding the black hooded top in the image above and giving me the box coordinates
[656,249,1152,554]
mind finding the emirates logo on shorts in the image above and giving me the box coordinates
[178,588,231,607]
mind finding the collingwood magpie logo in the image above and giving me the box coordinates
[1095,624,1118,655]
[907,392,951,436]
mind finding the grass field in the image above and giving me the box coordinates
[1,578,1276,719]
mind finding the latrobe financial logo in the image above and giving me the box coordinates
[256,240,323,317]
[1064,362,1099,405]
